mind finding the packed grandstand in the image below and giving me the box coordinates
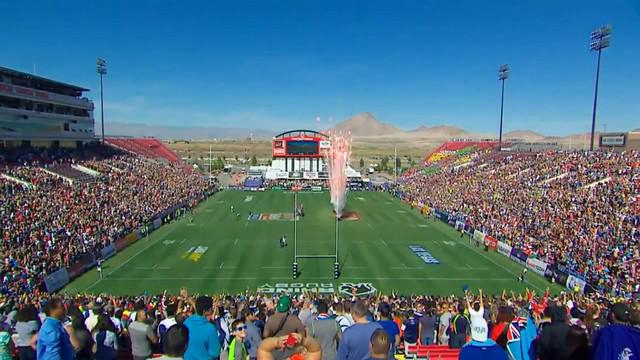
[0,136,639,359]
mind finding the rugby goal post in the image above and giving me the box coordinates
[292,186,340,279]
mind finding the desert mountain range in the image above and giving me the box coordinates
[106,112,630,142]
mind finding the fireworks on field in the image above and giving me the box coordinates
[321,128,352,219]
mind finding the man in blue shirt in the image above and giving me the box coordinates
[338,301,382,360]
[402,310,419,356]
[184,296,221,360]
[368,329,391,360]
[376,303,399,359]
[37,298,77,360]
[592,303,640,360]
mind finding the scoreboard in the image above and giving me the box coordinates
[272,133,331,158]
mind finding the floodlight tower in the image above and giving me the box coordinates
[588,25,612,151]
[96,58,107,143]
[498,64,509,151]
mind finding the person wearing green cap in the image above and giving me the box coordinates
[263,296,305,339]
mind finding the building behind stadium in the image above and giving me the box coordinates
[264,129,360,181]
[599,132,640,151]
[0,66,94,148]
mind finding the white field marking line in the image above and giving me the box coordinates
[203,265,236,269]
[343,266,368,269]
[245,222,249,227]
[455,266,489,270]
[261,266,290,269]
[403,263,408,269]
[234,238,239,246]
[152,264,159,270]
[391,266,425,270]
[179,239,186,244]
[102,276,515,281]
[219,262,224,269]
[83,229,171,292]
[367,223,372,228]
[454,231,544,292]
[380,239,388,247]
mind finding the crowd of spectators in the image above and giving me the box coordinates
[1,145,216,297]
[1,288,639,359]
[400,150,640,297]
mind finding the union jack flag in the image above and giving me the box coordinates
[507,316,528,342]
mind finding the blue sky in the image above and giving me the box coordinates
[2,0,639,135]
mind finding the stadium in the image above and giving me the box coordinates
[2,4,640,359]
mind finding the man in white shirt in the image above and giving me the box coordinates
[466,289,484,322]
[85,298,105,332]
[158,303,178,341]
[334,302,353,332]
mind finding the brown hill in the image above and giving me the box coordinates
[410,125,468,138]
[334,112,402,137]
[504,130,545,141]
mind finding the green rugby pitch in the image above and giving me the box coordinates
[63,191,560,296]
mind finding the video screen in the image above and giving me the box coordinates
[286,140,318,155]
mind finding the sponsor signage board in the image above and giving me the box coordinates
[526,257,548,276]
[566,275,587,294]
[484,235,498,250]
[600,134,626,147]
[473,230,485,244]
[44,268,70,293]
[497,241,512,257]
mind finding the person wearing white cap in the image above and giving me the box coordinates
[459,318,508,360]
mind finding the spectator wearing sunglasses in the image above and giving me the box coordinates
[229,320,249,360]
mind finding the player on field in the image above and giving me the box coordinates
[518,268,527,283]
[96,258,103,279]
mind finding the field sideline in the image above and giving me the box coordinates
[63,191,560,296]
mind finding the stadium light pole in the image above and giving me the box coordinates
[393,146,397,184]
[589,25,612,151]
[498,64,510,151]
[96,58,107,143]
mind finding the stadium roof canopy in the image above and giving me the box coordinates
[0,66,89,92]
[273,129,329,139]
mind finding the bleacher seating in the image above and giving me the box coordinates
[406,345,461,359]
[45,163,98,184]
[106,137,181,164]
[423,141,498,166]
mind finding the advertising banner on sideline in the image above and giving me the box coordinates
[44,268,70,293]
[497,241,512,257]
[484,235,498,250]
[526,257,548,276]
[566,275,587,294]
[473,230,485,245]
